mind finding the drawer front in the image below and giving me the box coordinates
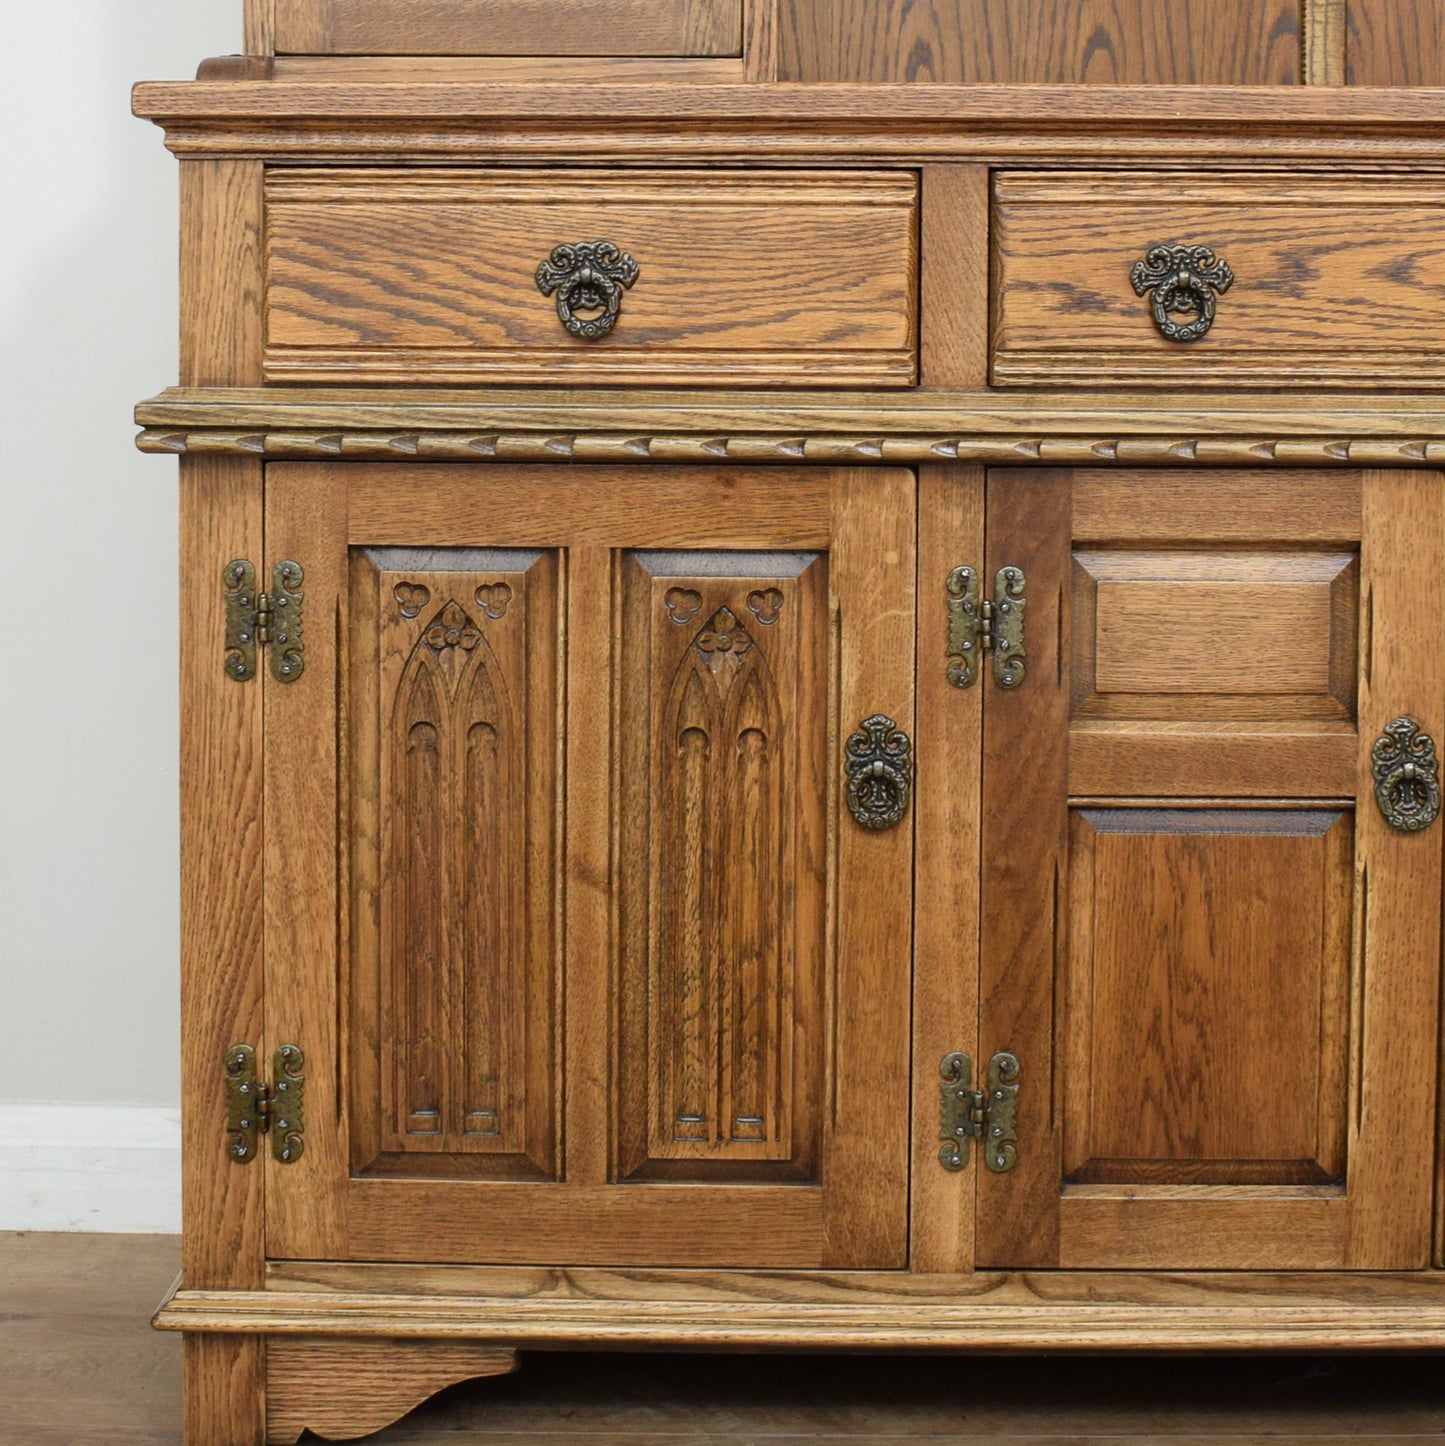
[264,170,919,387]
[992,172,1445,388]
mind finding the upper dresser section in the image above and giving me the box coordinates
[251,0,1445,86]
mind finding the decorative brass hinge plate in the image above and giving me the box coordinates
[224,1044,306,1165]
[939,1050,1021,1174]
[223,559,305,684]
[946,566,1027,690]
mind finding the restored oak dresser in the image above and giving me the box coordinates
[136,2,1445,1441]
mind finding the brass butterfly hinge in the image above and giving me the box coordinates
[939,1050,1021,1173]
[223,559,305,683]
[946,565,1027,690]
[224,1044,306,1165]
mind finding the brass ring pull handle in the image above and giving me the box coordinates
[1130,243,1234,343]
[535,241,640,341]
[1372,717,1441,832]
[844,714,912,831]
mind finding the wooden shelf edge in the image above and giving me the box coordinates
[132,389,1445,465]
[156,1275,1445,1350]
[128,80,1445,126]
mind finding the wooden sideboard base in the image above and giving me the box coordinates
[158,1268,1445,1352]
[266,1338,518,1444]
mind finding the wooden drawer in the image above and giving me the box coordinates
[992,172,1445,388]
[264,170,919,387]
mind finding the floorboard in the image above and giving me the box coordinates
[3,1233,1445,1444]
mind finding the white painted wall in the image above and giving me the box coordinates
[0,0,240,1227]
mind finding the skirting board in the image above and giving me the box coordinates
[0,1104,181,1233]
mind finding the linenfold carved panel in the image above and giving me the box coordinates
[618,550,827,1180]
[350,548,559,1181]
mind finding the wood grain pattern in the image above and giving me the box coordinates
[1063,808,1352,1186]
[1304,0,1347,83]
[821,468,915,1269]
[993,173,1445,389]
[185,1334,264,1446]
[180,162,263,389]
[163,1264,1445,1350]
[921,166,988,389]
[133,82,1445,169]
[265,465,350,1263]
[1347,0,1445,84]
[1058,1194,1349,1270]
[263,170,918,388]
[133,385,1445,443]
[777,0,1302,83]
[909,466,984,1275]
[976,468,1072,1268]
[179,458,265,1295]
[266,54,749,79]
[1072,470,1364,544]
[1344,471,1445,1269]
[265,1339,516,1444]
[1069,724,1358,798]
[176,150,269,1446]
[273,0,742,55]
[244,0,276,56]
[742,0,779,79]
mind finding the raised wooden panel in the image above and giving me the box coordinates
[1072,548,1359,721]
[273,0,744,55]
[617,551,827,1180]
[264,170,919,387]
[1347,0,1445,84]
[777,0,1302,82]
[1064,808,1352,1187]
[993,173,1445,389]
[350,548,559,1182]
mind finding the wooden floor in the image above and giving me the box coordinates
[5,1233,1445,1445]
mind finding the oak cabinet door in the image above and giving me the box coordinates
[262,463,915,1269]
[976,469,1445,1270]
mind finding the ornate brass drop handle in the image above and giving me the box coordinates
[535,241,640,341]
[1131,243,1234,343]
[1372,717,1441,833]
[845,715,912,831]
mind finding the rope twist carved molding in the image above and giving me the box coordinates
[138,429,1445,467]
